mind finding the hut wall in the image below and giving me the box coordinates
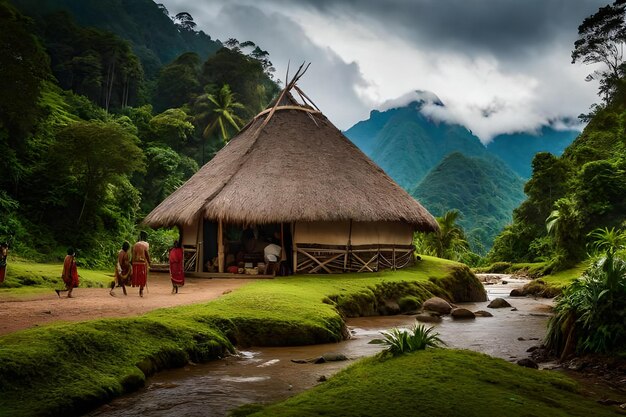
[294,221,350,245]
[293,221,416,273]
[181,221,199,246]
[350,221,413,245]
[181,220,200,272]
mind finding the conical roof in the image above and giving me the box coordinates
[144,88,438,232]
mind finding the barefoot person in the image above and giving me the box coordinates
[0,243,8,284]
[56,247,79,298]
[169,240,184,294]
[110,241,131,296]
[131,232,151,297]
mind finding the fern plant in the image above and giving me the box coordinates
[380,324,445,356]
[546,227,626,357]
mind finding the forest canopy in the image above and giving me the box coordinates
[0,0,279,266]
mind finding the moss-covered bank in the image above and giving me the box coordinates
[0,256,484,416]
[476,261,588,298]
[234,349,620,417]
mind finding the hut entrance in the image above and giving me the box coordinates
[199,221,292,277]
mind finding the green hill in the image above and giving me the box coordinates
[412,152,525,253]
[345,103,487,189]
[10,0,221,76]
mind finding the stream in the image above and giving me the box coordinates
[90,275,553,417]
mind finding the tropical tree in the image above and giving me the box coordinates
[51,120,144,226]
[572,0,626,102]
[148,108,195,151]
[153,52,201,112]
[194,84,245,143]
[415,210,470,261]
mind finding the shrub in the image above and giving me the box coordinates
[380,324,445,356]
[546,228,626,356]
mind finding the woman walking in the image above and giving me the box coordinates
[0,243,8,284]
[169,240,184,294]
[110,241,131,296]
[56,247,79,298]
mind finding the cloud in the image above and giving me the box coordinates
[160,1,373,129]
[161,0,606,139]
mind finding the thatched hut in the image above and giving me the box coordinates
[144,72,438,276]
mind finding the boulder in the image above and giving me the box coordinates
[517,358,539,369]
[379,300,401,315]
[451,308,475,319]
[415,312,442,323]
[509,288,524,297]
[422,297,453,315]
[474,310,493,317]
[487,298,511,308]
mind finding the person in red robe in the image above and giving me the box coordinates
[131,232,151,297]
[0,243,8,284]
[110,241,131,296]
[169,240,184,294]
[56,247,79,298]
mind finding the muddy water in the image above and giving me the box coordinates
[91,275,551,417]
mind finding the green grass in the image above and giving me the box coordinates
[540,262,588,287]
[236,349,619,417]
[0,259,113,295]
[0,256,485,416]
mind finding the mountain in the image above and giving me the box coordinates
[344,91,578,253]
[345,100,487,189]
[486,126,580,178]
[10,0,221,77]
[412,152,526,254]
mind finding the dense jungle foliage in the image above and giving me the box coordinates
[0,0,279,266]
[489,0,626,272]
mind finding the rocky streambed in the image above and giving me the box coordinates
[90,275,554,417]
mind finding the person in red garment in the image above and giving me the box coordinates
[0,242,8,284]
[131,232,151,297]
[169,240,184,294]
[56,247,79,298]
[110,241,131,296]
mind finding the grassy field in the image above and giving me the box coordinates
[234,349,619,417]
[540,262,588,287]
[0,258,113,295]
[0,256,486,416]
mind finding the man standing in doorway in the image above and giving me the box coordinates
[131,231,151,297]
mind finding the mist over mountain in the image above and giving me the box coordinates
[344,91,580,251]
[345,91,580,185]
[346,100,487,189]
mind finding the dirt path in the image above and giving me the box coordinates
[0,273,253,335]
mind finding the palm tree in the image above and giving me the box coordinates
[415,210,469,261]
[194,84,245,143]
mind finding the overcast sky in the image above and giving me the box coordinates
[161,0,608,142]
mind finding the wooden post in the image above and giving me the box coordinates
[292,222,297,274]
[218,219,224,273]
[196,219,202,273]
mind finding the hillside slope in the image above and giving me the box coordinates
[345,103,487,189]
[11,0,221,76]
[412,152,526,253]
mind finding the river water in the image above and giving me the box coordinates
[91,275,553,417]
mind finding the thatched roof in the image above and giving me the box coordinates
[144,80,438,232]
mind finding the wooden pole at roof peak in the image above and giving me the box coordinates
[255,62,310,136]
